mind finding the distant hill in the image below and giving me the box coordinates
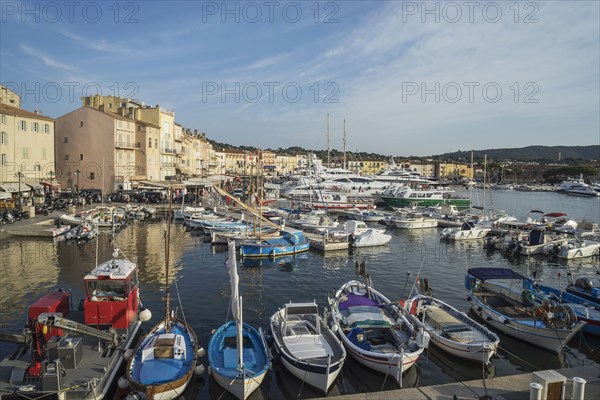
[434,145,599,163]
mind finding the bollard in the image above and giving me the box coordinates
[529,382,543,400]
[572,377,586,400]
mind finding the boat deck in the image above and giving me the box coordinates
[0,310,139,400]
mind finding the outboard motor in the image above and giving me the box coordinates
[575,277,593,291]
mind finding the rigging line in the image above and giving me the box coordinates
[173,275,187,325]
[496,345,540,369]
[216,375,240,400]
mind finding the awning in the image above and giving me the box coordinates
[26,183,44,191]
[0,192,11,200]
[131,180,185,190]
[467,268,528,281]
[0,183,31,193]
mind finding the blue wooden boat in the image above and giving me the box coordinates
[126,194,202,399]
[523,280,600,336]
[208,241,271,399]
[239,229,310,258]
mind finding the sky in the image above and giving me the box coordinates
[1,0,599,156]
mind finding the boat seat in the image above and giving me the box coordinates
[223,347,257,370]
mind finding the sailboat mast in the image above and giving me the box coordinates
[327,113,330,168]
[164,187,172,333]
[343,119,347,170]
[482,154,487,210]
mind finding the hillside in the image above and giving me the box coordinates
[433,145,599,163]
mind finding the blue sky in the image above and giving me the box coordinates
[1,0,599,156]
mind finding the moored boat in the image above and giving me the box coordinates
[380,186,470,209]
[208,241,270,399]
[402,279,499,364]
[270,301,346,394]
[0,241,149,399]
[327,267,429,386]
[465,268,586,353]
[126,192,201,399]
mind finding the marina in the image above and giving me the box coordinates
[1,188,599,399]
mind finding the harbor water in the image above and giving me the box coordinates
[1,189,599,399]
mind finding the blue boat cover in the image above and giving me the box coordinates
[467,268,528,281]
[139,359,185,384]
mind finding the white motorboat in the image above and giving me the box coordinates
[440,221,491,241]
[394,212,438,229]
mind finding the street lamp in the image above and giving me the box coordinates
[75,169,80,192]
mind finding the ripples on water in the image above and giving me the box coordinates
[0,191,598,399]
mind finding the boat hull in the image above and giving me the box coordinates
[126,319,198,400]
[468,293,584,353]
[381,197,470,209]
[208,321,270,400]
[394,220,438,229]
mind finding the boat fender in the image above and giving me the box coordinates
[477,306,482,312]
[466,296,472,302]
[194,363,205,376]
[123,349,134,361]
[125,393,140,400]
[117,376,130,389]
[331,324,339,333]
[197,347,206,358]
[416,330,430,348]
[486,316,492,321]
[139,307,152,322]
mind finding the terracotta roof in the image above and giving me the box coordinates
[0,103,54,121]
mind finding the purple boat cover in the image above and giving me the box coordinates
[338,293,378,310]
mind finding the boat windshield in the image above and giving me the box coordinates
[86,279,127,297]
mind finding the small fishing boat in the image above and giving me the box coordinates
[239,229,310,258]
[328,264,429,386]
[402,278,499,364]
[0,234,149,399]
[126,192,202,399]
[208,241,270,399]
[465,268,586,352]
[394,212,438,229]
[270,301,346,394]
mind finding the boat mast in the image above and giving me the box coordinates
[164,187,172,333]
[343,119,347,170]
[482,154,487,211]
[327,113,330,168]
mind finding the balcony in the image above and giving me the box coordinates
[161,148,176,155]
[161,162,176,167]
[115,142,135,149]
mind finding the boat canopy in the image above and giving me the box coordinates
[467,268,528,281]
[544,212,567,218]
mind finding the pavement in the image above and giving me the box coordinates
[317,366,599,399]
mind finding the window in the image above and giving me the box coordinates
[155,139,158,148]
[80,154,83,161]
[0,131,6,145]
[80,121,84,127]
[33,122,39,132]
[34,163,41,171]
[65,154,69,161]
[18,120,26,131]
[0,115,5,124]
[148,138,152,148]
[44,124,49,133]
[90,172,95,180]
[0,154,6,165]
[22,147,29,159]
[64,137,68,143]
[163,122,170,135]
[108,103,112,109]
[42,148,47,160]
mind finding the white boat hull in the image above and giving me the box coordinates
[211,368,267,400]
[394,220,438,229]
[279,351,341,393]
